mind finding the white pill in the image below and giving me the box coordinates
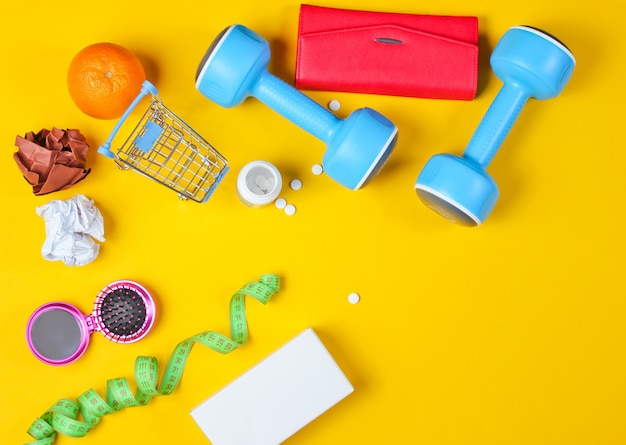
[259,179,271,191]
[348,292,360,304]
[275,198,287,209]
[284,204,296,216]
[252,186,265,195]
[328,100,341,111]
[254,175,267,186]
[311,164,324,175]
[290,179,302,191]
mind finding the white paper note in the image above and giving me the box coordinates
[190,328,354,445]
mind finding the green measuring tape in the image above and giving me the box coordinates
[25,274,280,445]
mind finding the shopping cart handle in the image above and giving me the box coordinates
[98,80,159,159]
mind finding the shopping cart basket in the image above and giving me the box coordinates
[98,80,229,203]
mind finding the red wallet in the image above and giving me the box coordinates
[295,4,479,100]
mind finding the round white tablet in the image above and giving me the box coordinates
[284,204,297,216]
[311,164,324,175]
[348,292,360,304]
[275,198,287,209]
[290,179,302,191]
[328,99,341,111]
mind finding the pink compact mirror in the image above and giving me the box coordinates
[26,280,156,365]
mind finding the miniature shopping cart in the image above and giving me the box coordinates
[98,80,229,202]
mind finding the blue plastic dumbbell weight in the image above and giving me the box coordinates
[414,26,576,226]
[195,24,398,190]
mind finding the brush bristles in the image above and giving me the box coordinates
[98,286,147,338]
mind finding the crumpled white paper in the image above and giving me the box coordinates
[36,194,105,266]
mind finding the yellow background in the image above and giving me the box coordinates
[1,0,624,444]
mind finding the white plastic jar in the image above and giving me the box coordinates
[236,160,282,208]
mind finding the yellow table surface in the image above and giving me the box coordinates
[1,1,624,444]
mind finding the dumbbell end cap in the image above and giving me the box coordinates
[415,154,499,227]
[324,108,398,190]
[492,26,576,100]
[415,186,483,227]
[196,24,270,108]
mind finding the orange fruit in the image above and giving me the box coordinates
[67,42,146,120]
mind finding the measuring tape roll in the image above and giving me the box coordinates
[25,274,280,445]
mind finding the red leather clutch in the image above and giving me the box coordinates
[295,4,479,100]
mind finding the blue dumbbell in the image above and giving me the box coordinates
[195,24,398,190]
[415,26,576,226]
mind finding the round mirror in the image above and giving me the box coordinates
[26,303,88,365]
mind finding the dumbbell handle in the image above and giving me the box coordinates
[464,83,529,168]
[251,70,340,143]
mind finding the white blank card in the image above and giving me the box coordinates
[190,328,354,445]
